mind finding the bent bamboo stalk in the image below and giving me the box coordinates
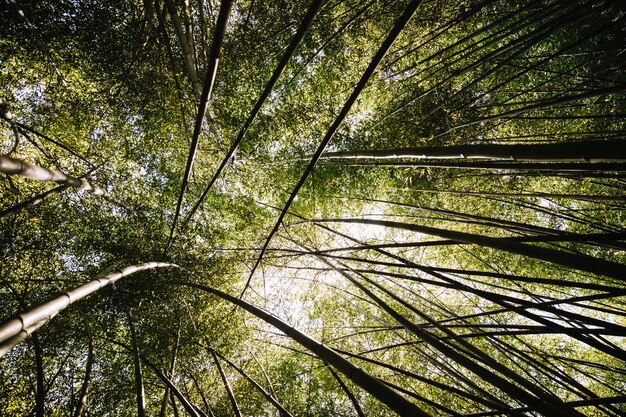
[0,155,110,197]
[0,262,177,356]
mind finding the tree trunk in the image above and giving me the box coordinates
[460,395,626,417]
[288,235,565,416]
[394,187,626,202]
[320,257,585,417]
[171,391,181,417]
[0,155,104,192]
[320,160,626,172]
[189,372,212,416]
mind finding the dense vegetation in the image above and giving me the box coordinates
[1,0,626,415]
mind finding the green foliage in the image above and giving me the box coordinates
[1,0,626,416]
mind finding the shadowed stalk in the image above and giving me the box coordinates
[32,333,45,417]
[289,236,584,417]
[314,140,626,162]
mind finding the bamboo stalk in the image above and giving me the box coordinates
[167,0,234,251]
[0,155,107,196]
[321,256,585,417]
[211,350,242,417]
[160,320,181,417]
[312,218,626,280]
[127,312,146,417]
[73,330,94,417]
[0,262,177,356]
[316,140,626,162]
[108,338,201,417]
[0,185,68,218]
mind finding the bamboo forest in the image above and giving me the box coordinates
[2,0,626,415]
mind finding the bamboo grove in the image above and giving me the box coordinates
[1,0,626,415]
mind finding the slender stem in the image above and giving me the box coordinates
[211,350,242,417]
